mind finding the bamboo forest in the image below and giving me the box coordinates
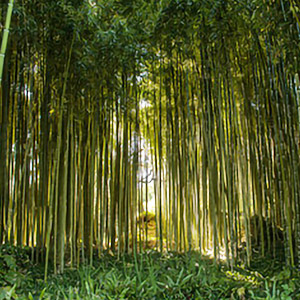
[1,0,300,299]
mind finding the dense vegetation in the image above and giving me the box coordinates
[1,244,300,299]
[1,0,300,298]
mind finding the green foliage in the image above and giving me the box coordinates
[0,286,17,300]
[0,245,28,288]
[0,245,300,299]
[1,0,300,281]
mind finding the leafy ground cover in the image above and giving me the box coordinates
[0,245,299,300]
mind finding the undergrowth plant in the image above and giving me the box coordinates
[0,245,299,299]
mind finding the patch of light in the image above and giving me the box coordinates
[136,71,148,83]
[88,0,96,7]
[140,98,151,109]
[204,247,228,262]
[24,84,32,102]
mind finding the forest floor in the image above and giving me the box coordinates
[0,244,299,299]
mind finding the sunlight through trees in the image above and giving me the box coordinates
[0,0,300,279]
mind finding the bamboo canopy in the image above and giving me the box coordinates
[0,0,300,277]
